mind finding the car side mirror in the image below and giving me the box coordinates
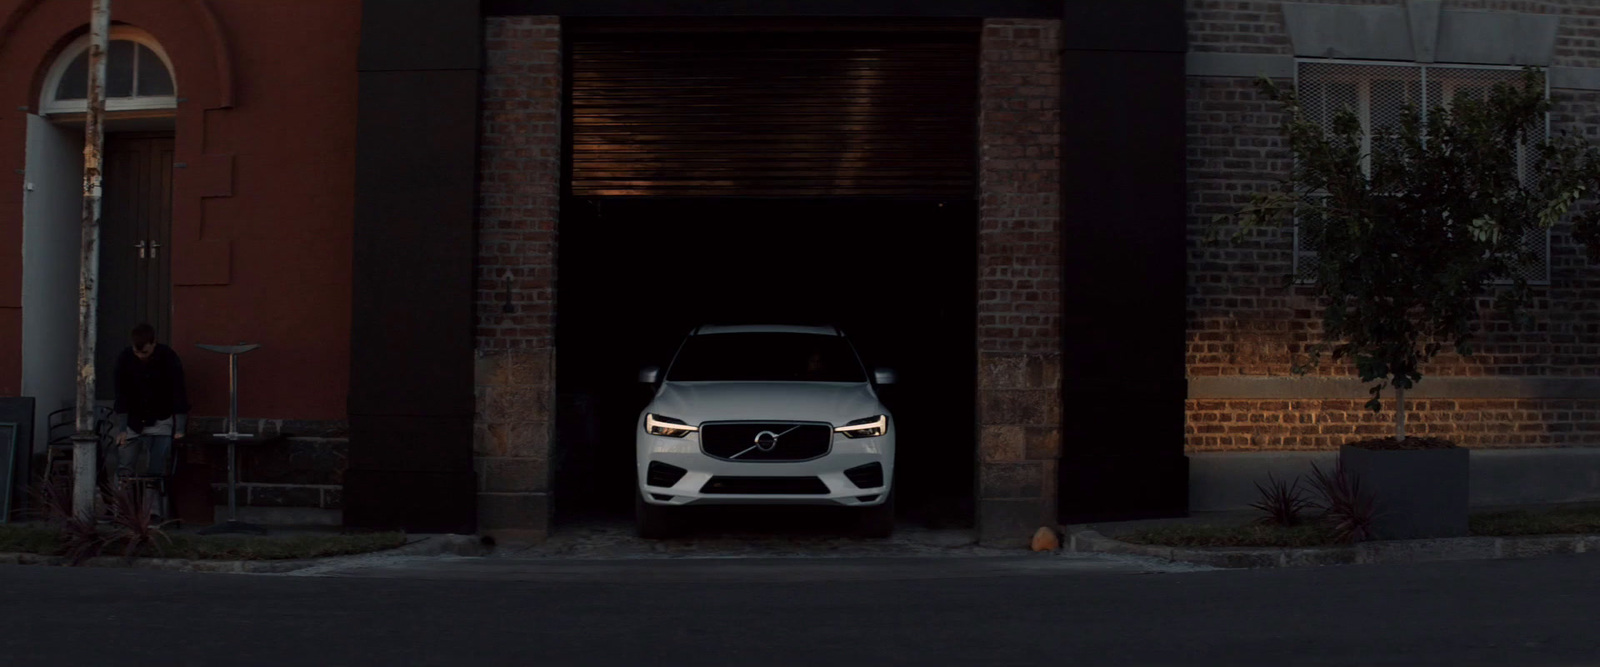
[639,365,661,384]
[873,368,897,385]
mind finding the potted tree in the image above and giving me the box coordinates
[1219,70,1600,539]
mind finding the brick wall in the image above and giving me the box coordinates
[975,19,1063,545]
[1186,74,1297,378]
[474,16,562,540]
[1188,399,1600,451]
[1186,1,1600,452]
[1187,0,1600,69]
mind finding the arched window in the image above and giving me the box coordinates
[40,27,176,115]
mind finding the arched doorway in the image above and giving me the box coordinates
[21,25,177,447]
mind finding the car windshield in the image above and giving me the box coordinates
[666,333,868,383]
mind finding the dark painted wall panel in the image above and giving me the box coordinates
[350,0,481,532]
[1059,0,1185,53]
[349,69,479,419]
[1060,51,1186,399]
[344,468,477,533]
[360,0,482,71]
[347,415,476,473]
[1057,37,1188,519]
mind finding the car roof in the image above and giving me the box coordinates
[692,324,842,337]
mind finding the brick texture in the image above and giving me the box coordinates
[979,20,1062,356]
[1187,0,1600,69]
[479,16,562,352]
[475,16,562,538]
[1186,1,1600,452]
[1187,399,1600,451]
[976,19,1063,544]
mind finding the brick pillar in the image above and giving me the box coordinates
[474,16,561,542]
[976,19,1063,547]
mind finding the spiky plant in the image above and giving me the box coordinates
[101,481,174,559]
[34,481,109,565]
[1307,461,1379,543]
[1250,473,1313,527]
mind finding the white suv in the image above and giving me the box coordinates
[635,325,896,538]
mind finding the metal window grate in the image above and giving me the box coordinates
[1294,62,1551,284]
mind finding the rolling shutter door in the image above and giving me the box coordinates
[568,20,979,198]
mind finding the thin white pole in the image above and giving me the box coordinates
[72,0,111,520]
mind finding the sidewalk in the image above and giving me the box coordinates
[1061,502,1600,569]
[1066,501,1600,539]
[495,518,1010,559]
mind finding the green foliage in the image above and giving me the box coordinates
[1213,69,1600,416]
[0,522,405,562]
[1469,505,1600,536]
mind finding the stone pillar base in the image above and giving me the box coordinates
[477,491,549,543]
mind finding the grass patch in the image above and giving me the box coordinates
[1118,522,1343,548]
[158,532,408,560]
[0,524,62,554]
[1470,506,1600,537]
[0,523,405,561]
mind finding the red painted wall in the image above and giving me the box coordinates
[0,0,360,420]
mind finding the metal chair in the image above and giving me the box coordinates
[43,406,76,485]
[43,405,114,505]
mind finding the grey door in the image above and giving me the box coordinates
[95,133,174,400]
[21,115,85,447]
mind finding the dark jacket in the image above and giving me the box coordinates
[112,344,191,433]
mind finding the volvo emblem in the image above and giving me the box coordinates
[754,431,779,451]
[729,424,803,460]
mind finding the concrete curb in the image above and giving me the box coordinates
[0,533,489,573]
[1065,528,1600,569]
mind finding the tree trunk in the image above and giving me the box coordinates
[1395,384,1407,442]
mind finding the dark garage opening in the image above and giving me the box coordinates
[552,18,980,533]
[553,198,977,529]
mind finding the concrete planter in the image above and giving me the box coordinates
[1340,444,1469,540]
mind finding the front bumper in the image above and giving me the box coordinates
[636,431,894,507]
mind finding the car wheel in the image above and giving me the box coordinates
[854,490,895,539]
[635,490,678,539]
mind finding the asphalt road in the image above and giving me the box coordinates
[2,552,1599,666]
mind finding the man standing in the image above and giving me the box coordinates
[111,323,190,518]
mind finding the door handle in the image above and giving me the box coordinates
[135,241,146,259]
[149,241,160,260]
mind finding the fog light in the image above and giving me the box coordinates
[844,462,884,489]
[646,461,688,488]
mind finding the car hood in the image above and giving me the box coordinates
[647,382,884,426]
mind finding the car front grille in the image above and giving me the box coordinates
[700,422,832,462]
[700,476,830,495]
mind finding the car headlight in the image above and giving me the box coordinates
[645,414,698,438]
[834,415,888,439]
